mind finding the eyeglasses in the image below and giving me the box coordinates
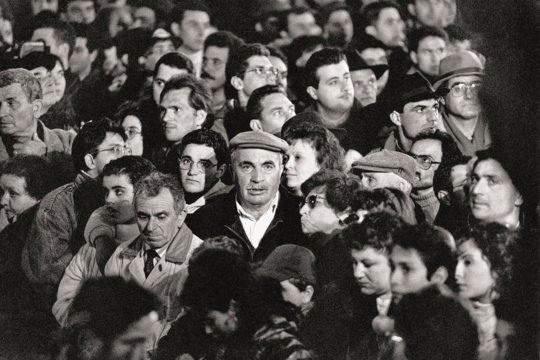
[92,145,132,157]
[448,82,482,97]
[124,128,142,140]
[300,194,326,210]
[244,66,279,78]
[179,157,218,172]
[408,154,441,170]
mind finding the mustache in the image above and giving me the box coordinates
[201,71,215,80]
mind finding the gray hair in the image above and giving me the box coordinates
[0,68,42,102]
[134,172,185,213]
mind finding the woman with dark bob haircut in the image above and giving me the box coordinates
[299,169,361,286]
[283,121,346,196]
[454,223,520,360]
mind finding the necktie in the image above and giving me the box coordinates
[144,249,158,278]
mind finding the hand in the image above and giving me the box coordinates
[13,133,46,156]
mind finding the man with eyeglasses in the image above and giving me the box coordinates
[178,128,233,214]
[433,51,489,156]
[221,43,279,141]
[22,119,128,308]
[186,131,307,262]
[383,73,447,153]
[409,130,462,223]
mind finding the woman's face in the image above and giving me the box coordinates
[455,239,496,303]
[285,139,320,195]
[122,115,143,156]
[0,174,39,222]
[300,186,343,235]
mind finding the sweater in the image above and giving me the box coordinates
[410,190,440,224]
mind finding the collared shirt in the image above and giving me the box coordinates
[236,192,280,249]
[376,294,392,316]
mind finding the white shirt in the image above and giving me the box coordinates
[236,192,280,249]
[376,294,392,316]
[178,49,203,78]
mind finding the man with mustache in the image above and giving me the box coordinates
[433,51,489,156]
[186,131,307,261]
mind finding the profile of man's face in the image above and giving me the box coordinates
[202,46,229,91]
[257,92,295,136]
[390,245,431,299]
[287,12,321,39]
[232,148,283,208]
[396,98,441,140]
[369,7,405,48]
[410,138,442,191]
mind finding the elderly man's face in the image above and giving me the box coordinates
[0,83,37,136]
[136,188,186,249]
[410,138,442,191]
[361,171,406,191]
[469,158,522,225]
[232,148,283,209]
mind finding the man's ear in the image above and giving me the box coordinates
[138,56,146,66]
[59,43,69,63]
[306,86,318,101]
[410,51,418,65]
[84,153,95,171]
[231,76,243,91]
[430,266,449,285]
[176,207,188,228]
[390,111,402,127]
[407,3,416,17]
[170,22,181,37]
[250,119,263,131]
[32,99,43,117]
[365,25,377,38]
[216,164,226,179]
[301,285,315,304]
[121,53,129,66]
[438,190,451,206]
[89,49,98,64]
[195,110,207,128]
[515,192,524,206]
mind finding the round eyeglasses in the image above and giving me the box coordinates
[92,145,132,157]
[408,154,441,170]
[448,82,482,97]
[178,157,218,172]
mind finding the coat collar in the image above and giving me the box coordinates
[120,224,195,264]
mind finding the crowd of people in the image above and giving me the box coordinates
[0,0,536,359]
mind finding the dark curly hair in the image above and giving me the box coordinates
[341,212,405,253]
[301,169,361,213]
[283,122,346,172]
[455,223,517,297]
[349,188,417,225]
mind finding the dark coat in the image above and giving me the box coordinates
[185,188,309,262]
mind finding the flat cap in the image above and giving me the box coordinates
[230,130,289,153]
[351,150,416,185]
[255,245,317,285]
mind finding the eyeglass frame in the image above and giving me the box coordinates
[124,127,142,140]
[408,153,441,170]
[447,81,483,98]
[240,66,279,79]
[300,194,326,210]
[91,144,132,157]
[178,157,218,172]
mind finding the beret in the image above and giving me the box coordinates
[230,130,289,153]
[255,245,317,285]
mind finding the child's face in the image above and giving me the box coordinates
[103,174,135,223]
[390,245,431,299]
[351,247,391,297]
[280,280,309,308]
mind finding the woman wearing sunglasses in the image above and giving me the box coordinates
[299,169,361,286]
[282,120,345,196]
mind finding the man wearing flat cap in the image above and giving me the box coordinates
[351,149,416,195]
[433,50,490,156]
[186,131,307,261]
[382,72,447,153]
